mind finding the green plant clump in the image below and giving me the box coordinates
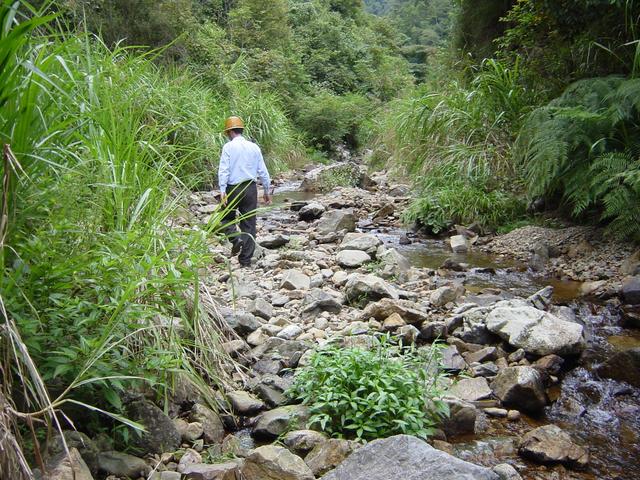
[288,339,449,441]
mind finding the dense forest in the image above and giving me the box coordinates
[2,1,640,479]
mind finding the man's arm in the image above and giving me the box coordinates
[256,147,271,204]
[219,146,230,203]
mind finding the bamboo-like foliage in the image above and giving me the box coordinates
[0,0,287,464]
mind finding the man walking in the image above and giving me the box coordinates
[219,116,272,267]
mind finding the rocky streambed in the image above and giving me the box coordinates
[42,168,640,480]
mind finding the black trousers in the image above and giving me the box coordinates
[223,180,258,265]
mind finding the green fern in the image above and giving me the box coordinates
[518,75,640,240]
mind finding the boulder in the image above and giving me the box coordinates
[305,439,357,477]
[344,274,399,303]
[430,284,464,307]
[189,403,225,444]
[46,431,99,474]
[254,405,310,439]
[298,202,326,221]
[450,377,493,402]
[281,270,311,290]
[336,250,372,268]
[486,305,585,355]
[250,298,274,321]
[182,461,242,480]
[361,298,429,324]
[440,397,478,436]
[441,345,467,372]
[126,400,181,454]
[622,276,640,305]
[277,324,304,340]
[301,164,359,193]
[449,235,470,253]
[491,366,547,413]
[377,248,411,282]
[301,288,343,316]
[177,449,203,473]
[284,430,328,455]
[97,451,149,478]
[317,209,357,236]
[595,347,640,387]
[319,434,498,480]
[338,233,382,254]
[259,234,290,249]
[45,448,94,480]
[492,463,522,480]
[373,203,395,222]
[242,445,314,480]
[227,390,265,415]
[518,424,589,468]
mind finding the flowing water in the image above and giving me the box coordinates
[268,183,640,479]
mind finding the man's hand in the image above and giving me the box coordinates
[220,192,228,206]
[263,193,272,205]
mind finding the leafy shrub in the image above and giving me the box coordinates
[295,91,372,151]
[403,173,526,234]
[288,338,449,440]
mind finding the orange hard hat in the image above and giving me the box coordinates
[223,116,245,132]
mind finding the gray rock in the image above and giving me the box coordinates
[441,345,467,372]
[242,445,314,480]
[305,439,357,477]
[450,377,493,402]
[472,362,499,377]
[97,451,149,478]
[491,366,547,413]
[182,461,242,480]
[183,422,204,442]
[250,298,274,320]
[190,403,225,444]
[338,233,382,254]
[440,397,478,436]
[492,463,522,480]
[227,390,265,415]
[344,273,399,303]
[281,270,311,290]
[527,286,554,310]
[397,324,420,344]
[277,324,303,340]
[302,288,343,316]
[319,434,498,480]
[46,431,99,474]
[464,346,498,364]
[622,276,640,305]
[254,405,310,439]
[46,448,94,480]
[486,304,585,355]
[126,400,181,454]
[150,472,182,480]
[377,248,411,282]
[299,202,326,221]
[595,347,640,387]
[518,424,589,468]
[430,284,464,307]
[284,430,328,455]
[232,312,264,334]
[450,235,469,253]
[336,250,372,268]
[454,306,499,345]
[361,298,429,324]
[177,449,203,473]
[271,293,291,307]
[317,209,357,236]
[259,234,290,249]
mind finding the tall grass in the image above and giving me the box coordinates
[0,0,296,462]
[370,58,532,232]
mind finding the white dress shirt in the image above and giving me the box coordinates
[218,135,271,194]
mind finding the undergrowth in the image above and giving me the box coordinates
[288,337,450,441]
